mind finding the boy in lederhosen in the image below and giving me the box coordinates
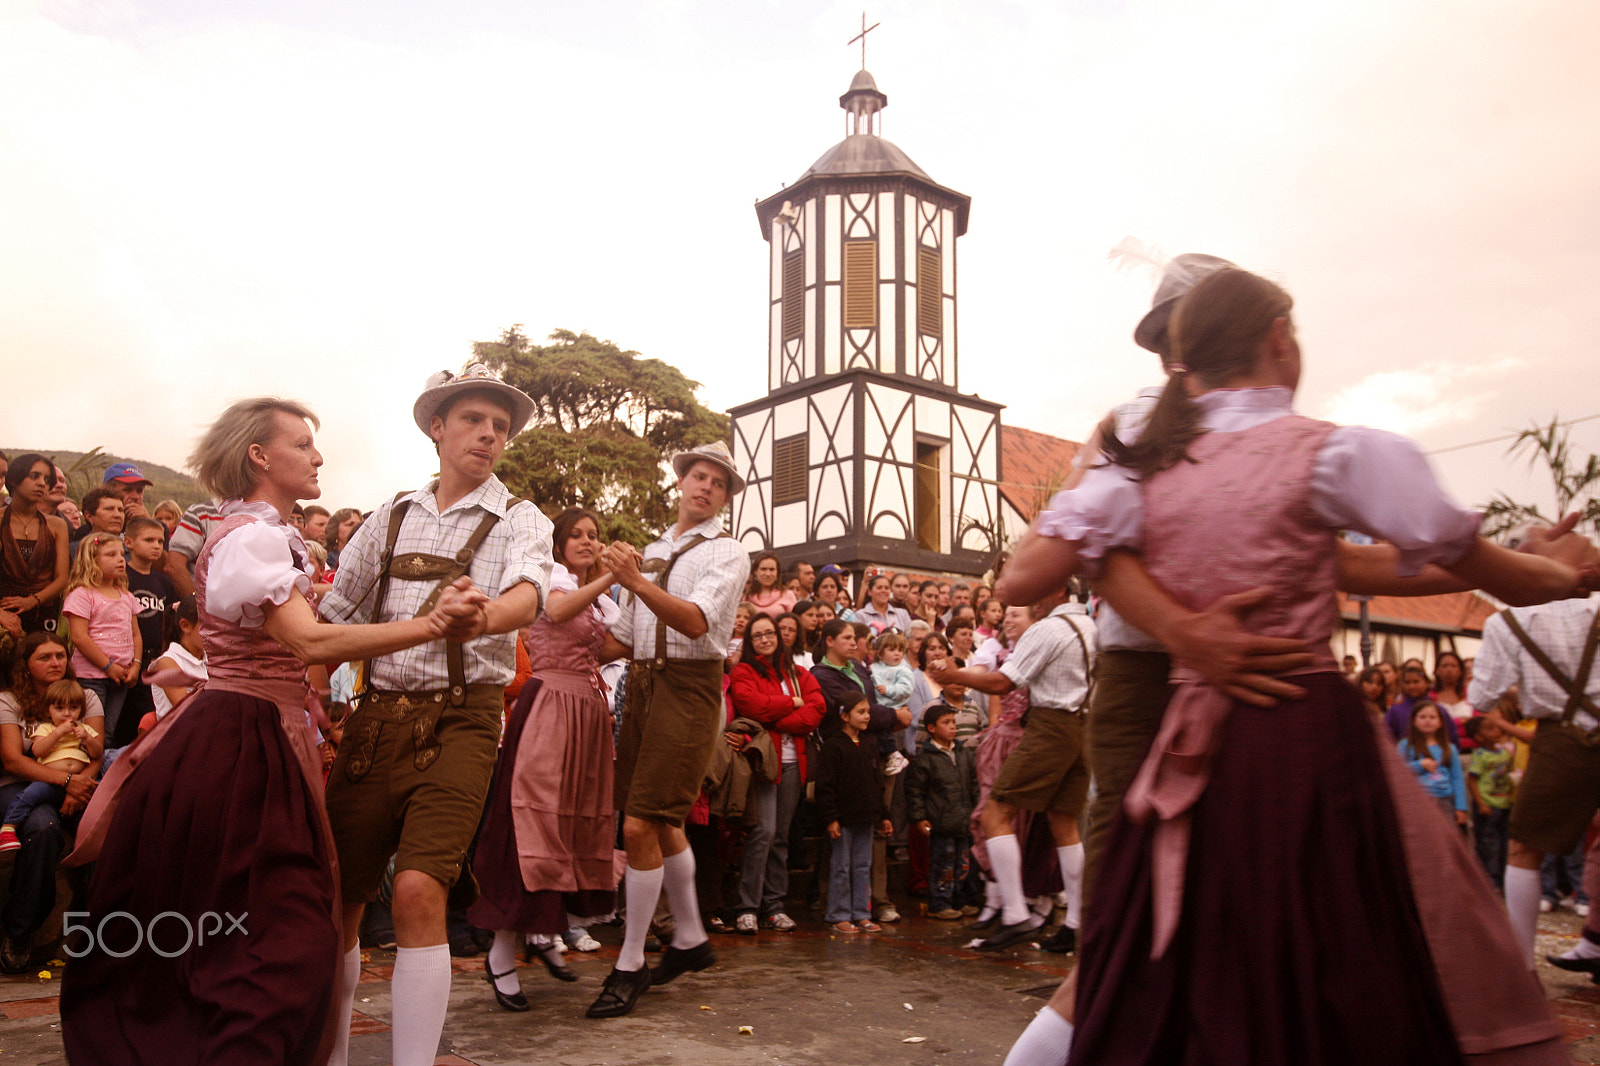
[321,366,553,1066]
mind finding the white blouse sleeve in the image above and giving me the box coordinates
[1032,463,1145,578]
[1311,426,1481,575]
[549,562,579,595]
[204,521,313,629]
[548,561,621,626]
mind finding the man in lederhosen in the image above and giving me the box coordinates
[1470,592,1600,971]
[586,441,750,1019]
[321,365,553,1066]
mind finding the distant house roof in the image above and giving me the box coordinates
[999,425,1081,523]
[1336,589,1498,636]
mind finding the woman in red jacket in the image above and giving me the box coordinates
[728,613,825,933]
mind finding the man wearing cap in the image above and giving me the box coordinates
[320,364,553,1066]
[585,441,750,1019]
[102,462,153,522]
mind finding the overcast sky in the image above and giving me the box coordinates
[2,0,1596,525]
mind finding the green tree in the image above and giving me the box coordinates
[473,327,730,545]
[1480,417,1600,540]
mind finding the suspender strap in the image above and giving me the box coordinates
[360,494,526,708]
[358,492,414,702]
[1056,612,1096,712]
[1498,608,1600,726]
[643,532,728,668]
[441,508,510,705]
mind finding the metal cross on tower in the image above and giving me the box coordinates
[848,12,880,70]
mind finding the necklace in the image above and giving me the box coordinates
[9,510,39,540]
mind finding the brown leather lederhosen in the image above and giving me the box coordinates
[1501,606,1600,857]
[613,532,731,825]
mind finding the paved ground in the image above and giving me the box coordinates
[3,904,1599,1065]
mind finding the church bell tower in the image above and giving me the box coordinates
[729,64,1004,579]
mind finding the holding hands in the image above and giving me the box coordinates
[1515,513,1600,594]
[602,542,645,592]
[427,577,492,641]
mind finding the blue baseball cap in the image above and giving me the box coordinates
[104,462,152,486]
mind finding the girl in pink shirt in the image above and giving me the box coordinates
[63,532,140,742]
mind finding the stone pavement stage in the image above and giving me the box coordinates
[3,906,1599,1064]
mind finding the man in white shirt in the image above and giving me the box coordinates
[930,588,1096,954]
[322,365,552,1066]
[1469,596,1600,969]
[586,441,750,1019]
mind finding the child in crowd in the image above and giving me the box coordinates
[1398,700,1468,831]
[728,602,754,666]
[975,598,1004,643]
[0,680,97,852]
[871,632,913,717]
[62,531,140,742]
[816,692,891,933]
[1386,664,1459,745]
[943,678,986,748]
[140,594,207,736]
[120,516,174,748]
[850,621,874,661]
[1465,715,1516,889]
[907,705,979,920]
[1355,666,1387,717]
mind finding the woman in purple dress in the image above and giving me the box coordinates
[1003,268,1584,1066]
[470,506,621,1010]
[59,398,483,1066]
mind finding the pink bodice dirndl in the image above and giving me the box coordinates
[60,507,343,1066]
[512,601,618,893]
[1082,415,1559,1063]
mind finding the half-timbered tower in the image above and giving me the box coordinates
[729,68,1004,581]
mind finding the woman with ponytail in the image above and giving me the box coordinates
[1000,268,1584,1066]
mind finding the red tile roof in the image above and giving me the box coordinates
[1336,590,1497,635]
[1000,425,1081,523]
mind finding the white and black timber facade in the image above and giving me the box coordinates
[729,69,1004,581]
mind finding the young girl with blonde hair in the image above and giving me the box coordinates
[62,531,140,740]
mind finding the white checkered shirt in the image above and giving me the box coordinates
[999,602,1097,711]
[609,517,750,662]
[1469,598,1600,732]
[320,475,552,691]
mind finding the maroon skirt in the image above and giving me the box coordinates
[60,687,339,1066]
[1069,673,1465,1066]
[468,676,615,934]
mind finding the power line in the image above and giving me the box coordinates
[1425,413,1600,456]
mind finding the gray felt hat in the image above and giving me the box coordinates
[1133,253,1237,355]
[412,363,535,438]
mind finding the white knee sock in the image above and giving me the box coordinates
[1057,843,1085,930]
[390,944,453,1066]
[987,834,1029,924]
[327,946,361,1066]
[1002,1005,1075,1066]
[617,864,665,972]
[661,847,708,950]
[1505,865,1543,969]
[979,877,1003,920]
[487,930,522,995]
[1554,936,1600,961]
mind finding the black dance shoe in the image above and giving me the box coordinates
[649,940,715,985]
[586,966,652,1018]
[1039,925,1077,954]
[536,944,578,983]
[484,958,530,1012]
[1547,952,1600,983]
[975,915,1043,952]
